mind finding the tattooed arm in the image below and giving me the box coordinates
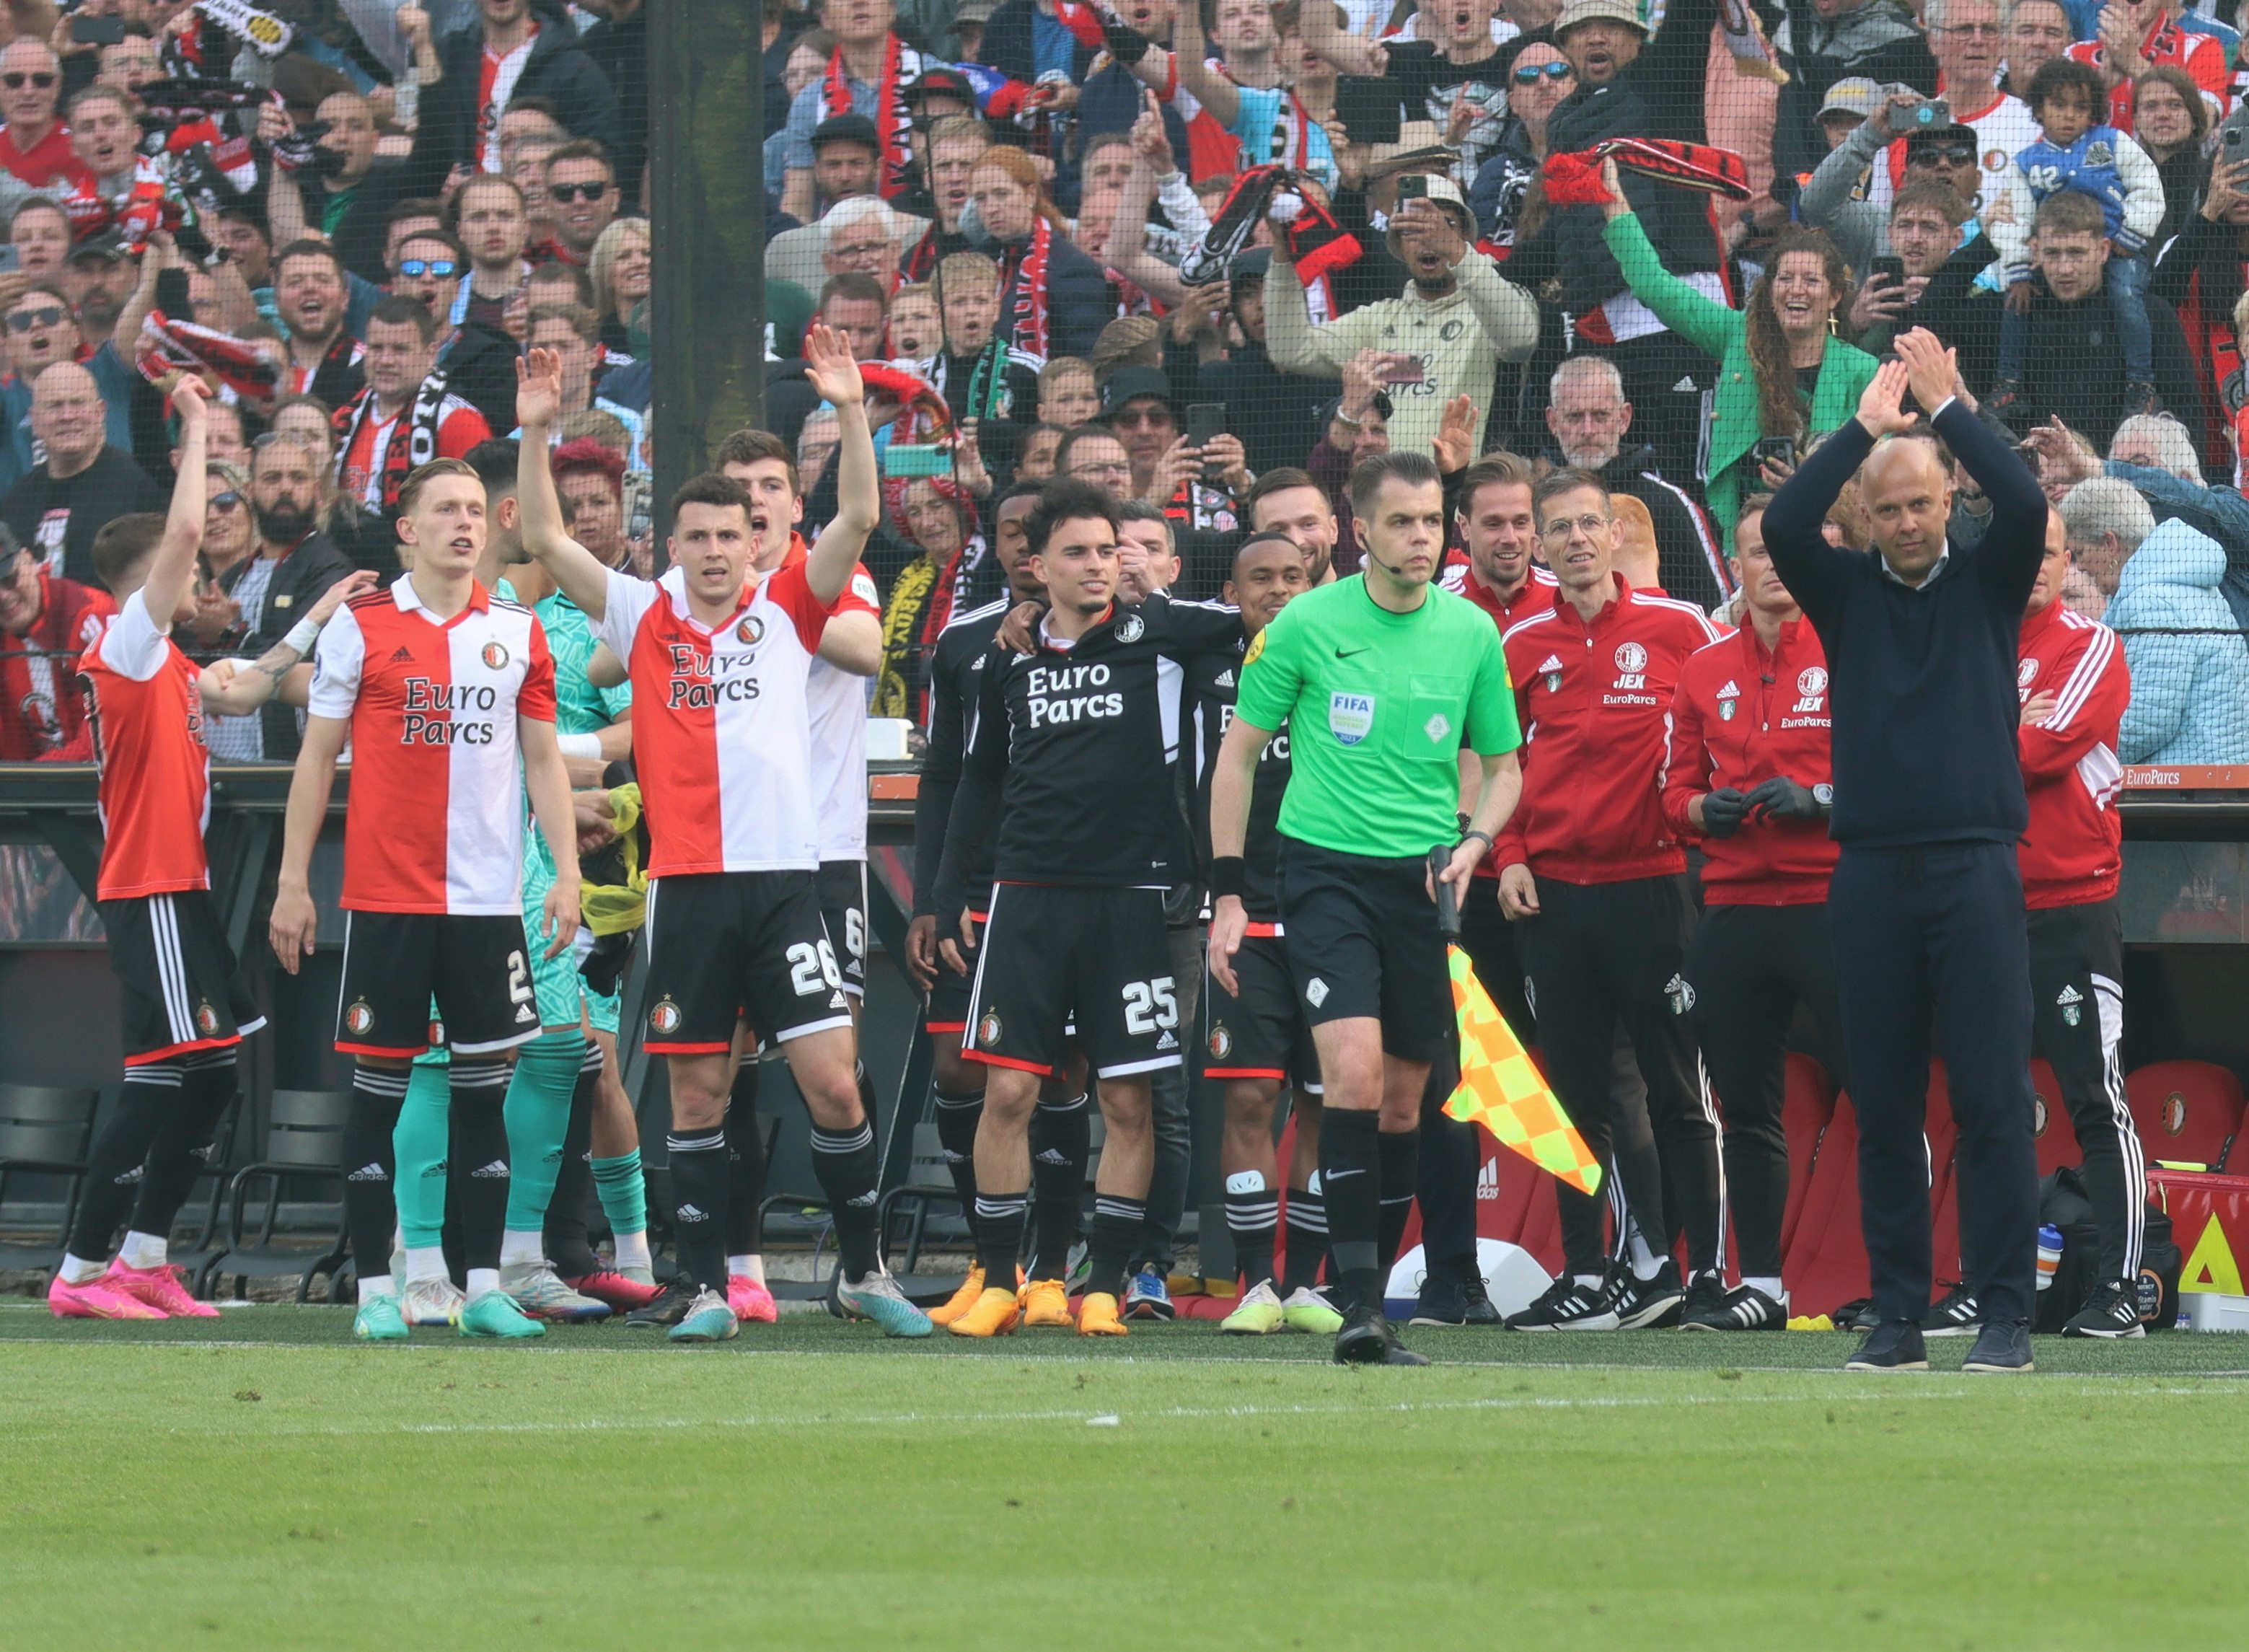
[197,570,377,714]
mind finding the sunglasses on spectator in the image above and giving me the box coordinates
[396,258,459,279]
[5,305,66,333]
[1512,61,1572,82]
[208,491,245,511]
[1911,144,1977,165]
[548,182,611,203]
[1,71,56,89]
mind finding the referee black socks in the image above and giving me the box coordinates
[1282,1185,1329,1296]
[1321,1109,1384,1317]
[1378,1125,1421,1273]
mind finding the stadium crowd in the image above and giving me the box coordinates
[1,0,2241,1363]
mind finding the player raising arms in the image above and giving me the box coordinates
[271,457,583,1344]
[515,328,931,1343]
[49,379,371,1319]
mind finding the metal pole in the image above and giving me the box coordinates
[648,0,765,548]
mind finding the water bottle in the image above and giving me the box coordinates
[2035,1223,2063,1291]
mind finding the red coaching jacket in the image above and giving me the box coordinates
[1661,618,1839,905]
[2015,598,2129,910]
[1494,576,1725,885]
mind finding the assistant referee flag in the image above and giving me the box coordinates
[1235,576,1519,858]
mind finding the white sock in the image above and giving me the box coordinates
[1627,1229,1663,1282]
[405,1245,449,1285]
[466,1267,501,1299]
[1746,1275,1785,1300]
[59,1252,107,1285]
[727,1253,766,1284]
[612,1229,652,1270]
[1574,1273,1606,1291]
[500,1229,544,1268]
[359,1275,400,1301]
[119,1231,167,1270]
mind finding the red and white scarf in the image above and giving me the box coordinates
[996,219,1055,363]
[827,35,924,203]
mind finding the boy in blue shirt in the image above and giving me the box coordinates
[1991,57,2167,415]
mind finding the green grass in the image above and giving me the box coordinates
[5,1304,2247,1650]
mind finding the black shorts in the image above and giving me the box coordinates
[643,870,853,1055]
[337,910,539,1058]
[102,889,266,1067]
[1276,838,1453,1064]
[925,908,987,1037]
[1205,927,1321,1092]
[817,858,869,998]
[964,883,1179,1080]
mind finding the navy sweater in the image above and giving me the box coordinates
[1761,400,2046,848]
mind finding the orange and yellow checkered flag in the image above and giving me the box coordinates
[1441,946,1602,1195]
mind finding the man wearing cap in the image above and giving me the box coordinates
[1772,0,1938,194]
[1266,172,1535,458]
[1802,90,1994,261]
[1103,364,1249,596]
[1508,0,1746,485]
[951,0,998,62]
[781,0,930,225]
[809,113,884,219]
[60,237,134,351]
[1862,0,2040,215]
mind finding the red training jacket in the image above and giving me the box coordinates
[1661,617,1839,905]
[1495,576,1725,885]
[2016,598,2129,910]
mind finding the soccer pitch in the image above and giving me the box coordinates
[6,1306,2245,1651]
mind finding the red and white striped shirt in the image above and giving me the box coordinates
[78,591,212,901]
[595,561,837,878]
[791,548,882,864]
[308,576,557,915]
[2017,598,2129,910]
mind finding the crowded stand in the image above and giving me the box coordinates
[4,0,2248,1365]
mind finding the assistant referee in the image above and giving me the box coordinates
[1209,450,1523,1367]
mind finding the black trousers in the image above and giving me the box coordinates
[1684,901,1847,1280]
[2028,899,2143,1283]
[1829,842,2038,1326]
[1516,874,1725,1278]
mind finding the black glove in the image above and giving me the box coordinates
[1744,776,1826,822]
[1698,787,1749,838]
[1104,19,1154,63]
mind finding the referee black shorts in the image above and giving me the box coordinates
[1275,838,1453,1064]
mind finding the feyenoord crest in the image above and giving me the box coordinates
[2033,1092,2049,1137]
[649,998,682,1035]
[195,1001,220,1036]
[1536,653,1563,694]
[1718,698,1737,721]
[977,1009,1003,1048]
[1208,1023,1233,1061]
[2165,1092,2188,1136]
[1114,613,1145,643]
[1614,641,1647,674]
[1797,666,1828,698]
[737,615,767,645]
[482,641,509,670]
[344,1000,375,1036]
[428,1019,446,1047]
[2017,658,2040,690]
[1664,973,1694,1015]
[2056,983,2084,1027]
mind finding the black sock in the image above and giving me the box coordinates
[1378,1125,1421,1273]
[1282,1186,1328,1296]
[449,1059,511,1273]
[543,1044,602,1278]
[341,1065,410,1283]
[809,1120,882,1280]
[1028,1093,1088,1279]
[666,1128,729,1292]
[123,1051,239,1246]
[66,1063,180,1262]
[933,1090,983,1242]
[1224,1174,1279,1291]
[1086,1195,1145,1300]
[974,1192,1027,1284]
[1321,1109,1383,1318]
[724,1070,767,1260]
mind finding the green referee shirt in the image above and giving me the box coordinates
[1236,574,1519,858]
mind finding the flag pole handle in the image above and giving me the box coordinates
[1430,845,1461,941]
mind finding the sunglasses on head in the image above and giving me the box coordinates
[1,71,56,89]
[548,181,609,203]
[396,258,459,279]
[5,304,66,333]
[1512,60,1572,82]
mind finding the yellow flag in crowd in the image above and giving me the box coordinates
[1441,946,1603,1195]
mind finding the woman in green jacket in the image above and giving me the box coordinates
[1597,158,1878,553]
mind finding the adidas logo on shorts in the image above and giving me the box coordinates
[346,1163,389,1182]
[515,1003,537,1022]
[467,1159,511,1179]
[1157,1029,1178,1050]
